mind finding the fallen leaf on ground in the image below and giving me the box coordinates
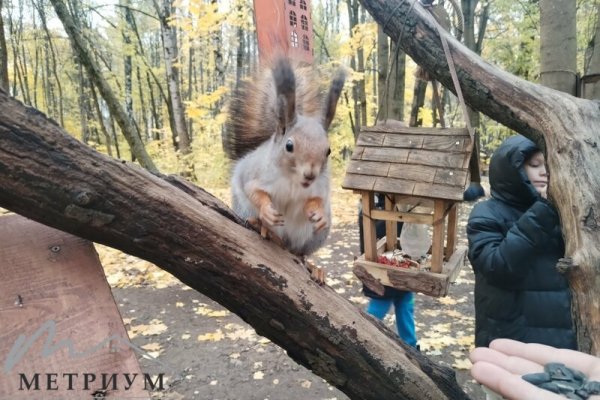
[196,306,230,317]
[197,329,225,342]
[253,371,264,380]
[453,358,473,370]
[128,319,168,338]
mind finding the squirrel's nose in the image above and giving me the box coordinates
[304,172,316,181]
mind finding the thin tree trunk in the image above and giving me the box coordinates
[136,66,149,140]
[357,6,368,126]
[377,27,405,122]
[90,82,113,157]
[582,2,600,100]
[77,63,91,144]
[147,71,162,139]
[409,79,426,127]
[540,0,577,95]
[377,26,388,119]
[35,0,64,126]
[49,0,157,173]
[347,0,362,137]
[122,0,135,139]
[0,0,9,91]
[461,0,484,187]
[0,90,470,400]
[362,0,600,355]
[156,0,191,154]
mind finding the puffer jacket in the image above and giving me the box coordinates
[467,135,576,349]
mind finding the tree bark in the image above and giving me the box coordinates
[360,0,600,355]
[49,0,157,173]
[0,89,469,400]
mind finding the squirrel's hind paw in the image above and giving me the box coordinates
[304,259,327,285]
[246,218,285,248]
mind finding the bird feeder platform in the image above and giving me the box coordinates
[342,125,472,297]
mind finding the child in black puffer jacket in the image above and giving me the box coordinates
[467,135,576,349]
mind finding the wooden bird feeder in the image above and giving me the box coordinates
[343,125,472,297]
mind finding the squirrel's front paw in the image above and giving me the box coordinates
[259,202,284,227]
[307,209,328,233]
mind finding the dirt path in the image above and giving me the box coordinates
[100,188,487,400]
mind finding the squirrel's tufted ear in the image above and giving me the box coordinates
[273,58,297,135]
[322,68,346,132]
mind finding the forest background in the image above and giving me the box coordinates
[1,0,598,191]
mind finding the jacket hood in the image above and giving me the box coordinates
[489,135,541,209]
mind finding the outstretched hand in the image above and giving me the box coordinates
[470,339,600,400]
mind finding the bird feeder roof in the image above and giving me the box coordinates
[342,125,473,201]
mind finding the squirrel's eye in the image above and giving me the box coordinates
[326,148,331,157]
[285,139,294,153]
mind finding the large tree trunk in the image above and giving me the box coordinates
[0,89,469,400]
[49,0,157,173]
[360,0,600,355]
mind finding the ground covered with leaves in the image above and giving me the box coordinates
[98,185,488,400]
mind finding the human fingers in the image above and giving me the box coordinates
[470,347,544,375]
[490,339,600,379]
[470,361,566,400]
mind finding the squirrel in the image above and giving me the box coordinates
[224,58,345,262]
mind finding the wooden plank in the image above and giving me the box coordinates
[357,131,386,147]
[373,177,416,196]
[346,161,391,177]
[362,147,410,163]
[354,259,450,297]
[422,135,471,152]
[407,149,470,169]
[371,209,434,225]
[433,168,469,186]
[376,236,387,256]
[342,173,376,191]
[361,192,378,262]
[385,195,398,252]
[442,245,468,283]
[394,196,435,209]
[351,146,365,160]
[446,203,458,259]
[431,199,447,273]
[382,134,424,149]
[363,126,469,137]
[388,164,437,183]
[0,215,149,399]
[412,182,464,201]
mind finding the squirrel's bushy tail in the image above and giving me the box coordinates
[223,58,325,161]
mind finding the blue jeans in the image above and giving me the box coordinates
[366,293,417,347]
